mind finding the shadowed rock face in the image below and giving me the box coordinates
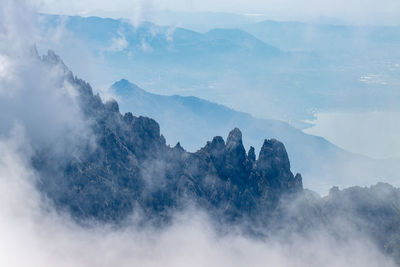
[33,51,302,225]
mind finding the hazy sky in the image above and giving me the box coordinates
[34,0,400,25]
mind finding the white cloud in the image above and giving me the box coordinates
[0,0,93,157]
[0,54,13,82]
[0,130,396,267]
[108,32,129,52]
[0,134,396,266]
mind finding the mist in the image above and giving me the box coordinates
[0,132,397,267]
[1,0,400,266]
[0,0,93,158]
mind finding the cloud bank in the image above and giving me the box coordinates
[0,133,396,267]
[0,0,92,156]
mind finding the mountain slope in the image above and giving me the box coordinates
[34,51,302,225]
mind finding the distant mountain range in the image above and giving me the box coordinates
[40,15,281,58]
[37,14,400,126]
[36,14,324,124]
[112,79,400,193]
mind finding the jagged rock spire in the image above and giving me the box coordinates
[210,136,225,150]
[174,142,185,152]
[226,128,243,149]
[258,139,291,171]
[105,99,120,113]
[248,146,256,162]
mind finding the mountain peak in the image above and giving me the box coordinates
[115,78,131,86]
[258,139,291,173]
[248,146,256,162]
[205,136,226,153]
[112,79,146,97]
[42,50,71,76]
[226,128,243,149]
[112,78,137,89]
[105,99,120,113]
[174,142,185,152]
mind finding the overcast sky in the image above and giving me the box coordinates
[34,0,400,25]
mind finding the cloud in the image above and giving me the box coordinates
[0,53,92,156]
[108,31,129,52]
[0,0,37,54]
[0,0,93,156]
[0,54,13,82]
[0,133,396,267]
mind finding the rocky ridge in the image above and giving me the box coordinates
[34,51,302,225]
